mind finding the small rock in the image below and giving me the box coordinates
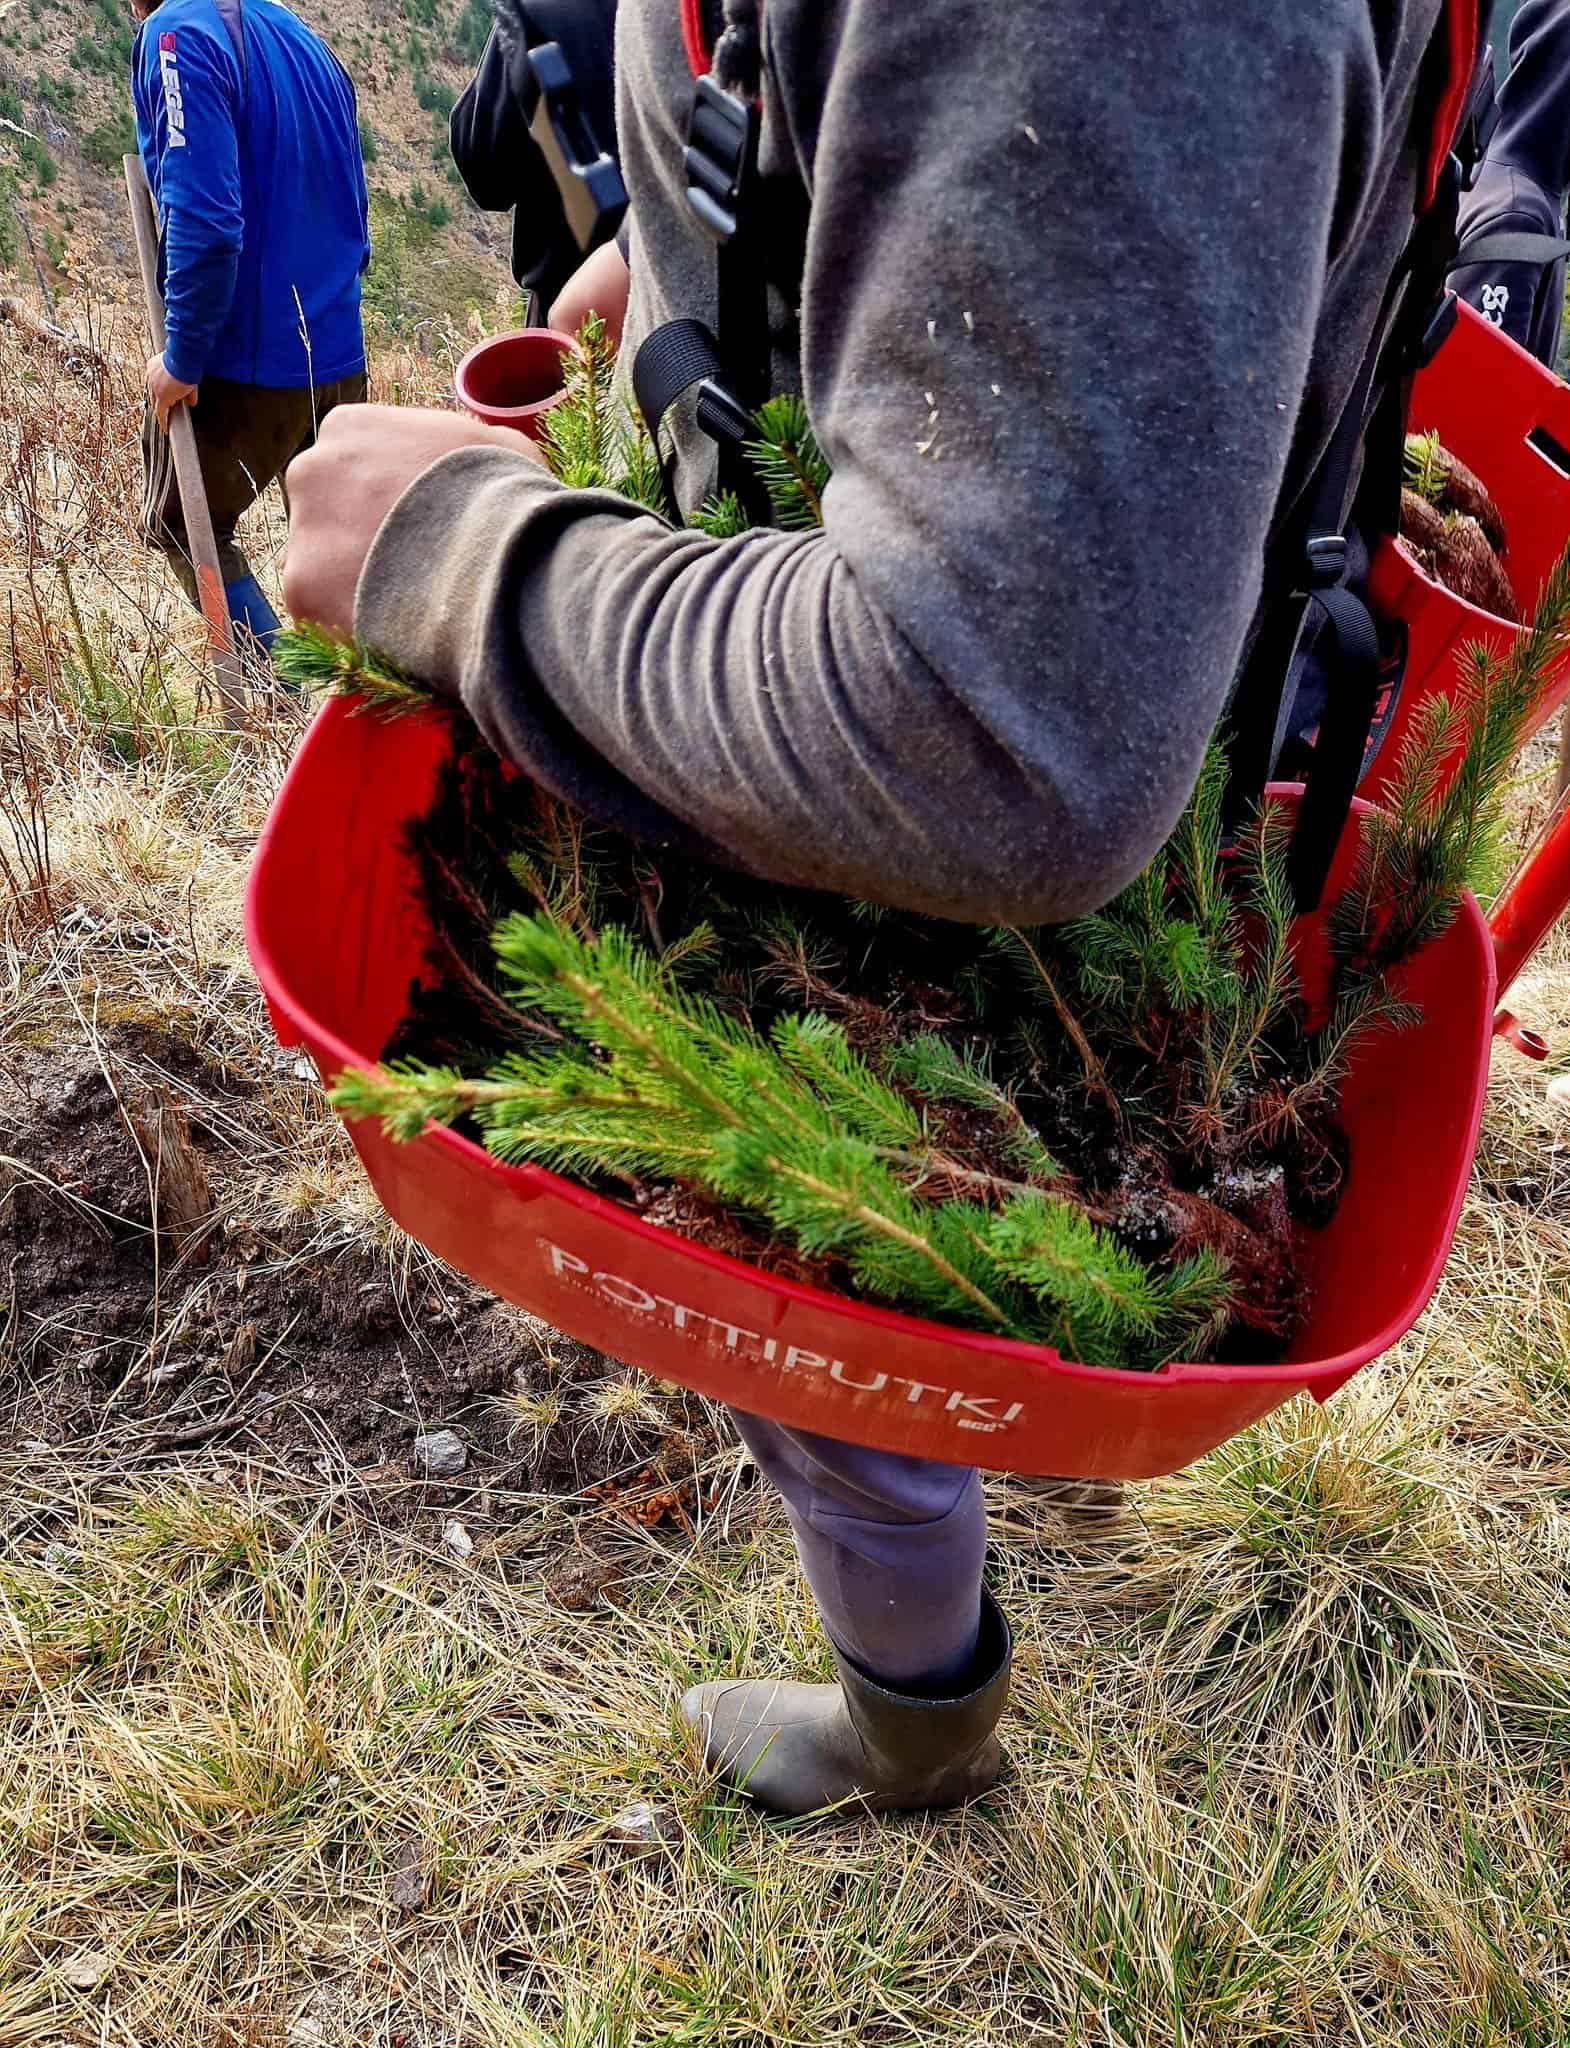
[1548,1074,1570,1109]
[41,1543,79,1572]
[546,1552,622,1611]
[287,2020,325,2047]
[442,1519,474,1559]
[62,1951,113,1992]
[18,1440,50,1457]
[606,1800,681,1861]
[387,1838,432,1915]
[413,1429,468,1477]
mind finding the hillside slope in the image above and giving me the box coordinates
[0,0,513,347]
[5,13,1570,2044]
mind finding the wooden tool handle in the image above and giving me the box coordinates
[123,154,249,732]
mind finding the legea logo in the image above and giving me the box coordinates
[537,1236,1027,1433]
[159,32,187,148]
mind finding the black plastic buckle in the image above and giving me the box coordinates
[528,42,628,233]
[694,377,754,449]
[1416,289,1460,370]
[1303,534,1347,589]
[684,73,755,242]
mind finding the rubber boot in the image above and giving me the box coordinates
[223,573,282,656]
[681,1591,1011,1817]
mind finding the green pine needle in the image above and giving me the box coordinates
[1403,428,1448,508]
[691,492,753,538]
[746,395,830,531]
[271,623,439,716]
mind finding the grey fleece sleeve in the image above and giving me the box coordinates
[357,0,1380,925]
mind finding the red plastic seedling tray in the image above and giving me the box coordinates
[244,698,1497,1480]
[1364,297,1570,804]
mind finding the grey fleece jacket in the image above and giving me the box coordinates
[356,0,1445,926]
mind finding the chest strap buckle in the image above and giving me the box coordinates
[685,73,756,241]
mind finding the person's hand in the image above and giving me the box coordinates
[549,240,631,351]
[283,404,544,635]
[146,353,198,432]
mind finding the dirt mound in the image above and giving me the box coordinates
[0,1027,720,1527]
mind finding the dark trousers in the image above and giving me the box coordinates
[139,371,368,603]
[728,1409,985,1688]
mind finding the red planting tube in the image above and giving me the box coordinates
[454,327,576,435]
[1492,785,1570,1057]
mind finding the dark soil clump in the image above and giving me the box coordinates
[0,1026,720,1550]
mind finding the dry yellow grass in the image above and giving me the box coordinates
[3,307,1570,2048]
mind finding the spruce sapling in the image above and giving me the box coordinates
[746,397,831,530]
[1329,547,1570,984]
[538,312,669,511]
[340,907,1236,1365]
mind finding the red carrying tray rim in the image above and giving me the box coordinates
[244,710,1495,1408]
[1373,531,1519,633]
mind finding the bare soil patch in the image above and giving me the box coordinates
[0,1025,724,1541]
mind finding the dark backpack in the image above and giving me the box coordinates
[450,0,623,308]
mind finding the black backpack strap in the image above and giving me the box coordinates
[1452,227,1570,268]
[631,314,770,518]
[1223,263,1402,866]
[633,315,731,436]
[1228,9,1496,911]
[631,0,772,517]
[696,0,770,405]
[213,0,248,96]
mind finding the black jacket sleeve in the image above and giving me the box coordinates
[1451,1,1570,364]
[450,28,539,210]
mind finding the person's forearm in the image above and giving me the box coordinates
[139,23,244,387]
[355,426,1253,929]
[161,229,239,385]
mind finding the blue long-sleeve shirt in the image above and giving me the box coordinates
[132,0,369,389]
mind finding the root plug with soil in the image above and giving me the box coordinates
[1400,428,1521,619]
[275,325,1563,1374]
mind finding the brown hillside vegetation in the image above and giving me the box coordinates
[1,0,512,343]
[3,127,1570,2047]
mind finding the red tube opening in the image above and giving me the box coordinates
[454,329,575,434]
[1495,1010,1552,1061]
